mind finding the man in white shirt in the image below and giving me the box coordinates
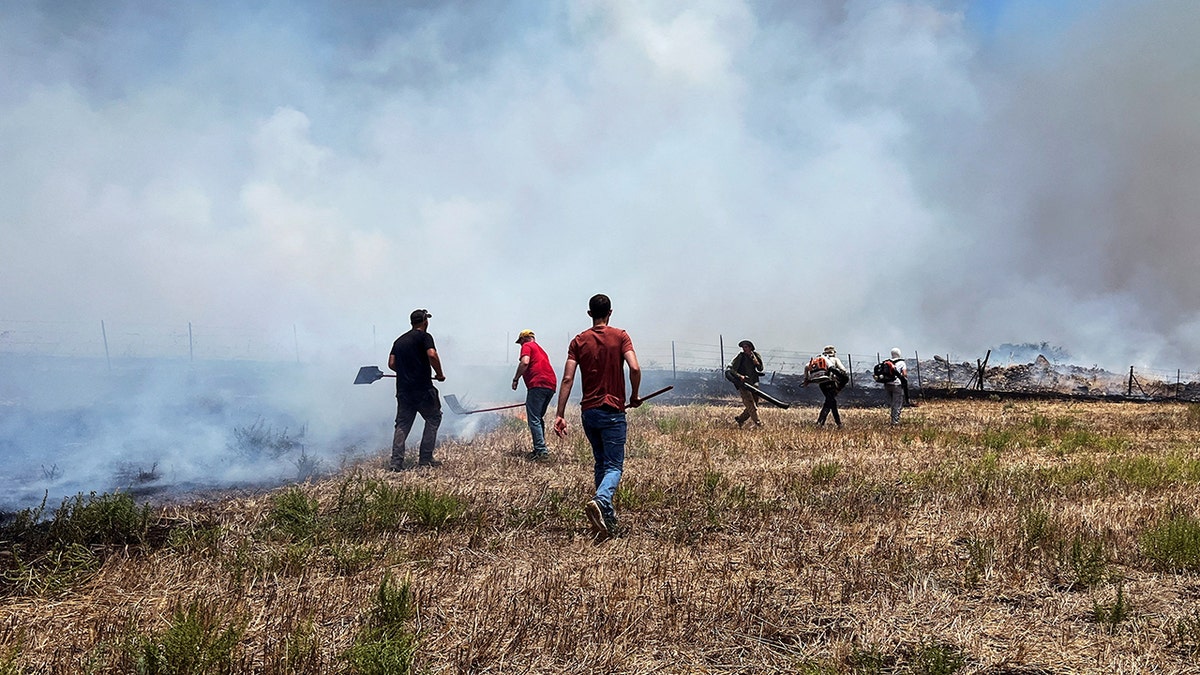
[883,347,908,424]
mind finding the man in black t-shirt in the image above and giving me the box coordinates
[389,308,446,469]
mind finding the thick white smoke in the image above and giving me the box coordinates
[1,0,1197,506]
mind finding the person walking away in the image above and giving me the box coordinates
[809,345,848,428]
[879,347,908,425]
[552,294,642,537]
[389,309,446,470]
[726,340,764,427]
[511,329,557,460]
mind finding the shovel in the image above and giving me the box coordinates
[353,366,394,385]
[443,394,525,415]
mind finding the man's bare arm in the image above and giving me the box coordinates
[553,359,578,436]
[624,349,642,406]
[512,354,531,390]
[427,348,446,381]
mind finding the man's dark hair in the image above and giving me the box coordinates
[588,294,612,317]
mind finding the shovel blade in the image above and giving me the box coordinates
[443,394,524,415]
[443,394,469,415]
[354,365,385,385]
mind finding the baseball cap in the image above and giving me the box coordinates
[410,308,432,325]
[515,329,535,343]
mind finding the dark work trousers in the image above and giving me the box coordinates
[817,382,841,427]
[392,387,442,467]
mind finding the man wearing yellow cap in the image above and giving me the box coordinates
[512,329,557,460]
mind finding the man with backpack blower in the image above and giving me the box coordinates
[726,340,765,427]
[874,347,909,425]
[806,345,849,428]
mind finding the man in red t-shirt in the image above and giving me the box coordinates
[511,329,558,460]
[553,294,641,536]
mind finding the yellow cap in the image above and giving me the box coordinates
[515,329,535,343]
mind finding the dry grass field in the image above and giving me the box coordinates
[4,398,1200,674]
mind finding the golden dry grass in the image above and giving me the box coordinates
[4,398,1200,673]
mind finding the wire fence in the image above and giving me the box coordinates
[0,319,298,363]
[4,320,1200,401]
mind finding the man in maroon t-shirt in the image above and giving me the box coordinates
[553,294,641,536]
[511,329,557,460]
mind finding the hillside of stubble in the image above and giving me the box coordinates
[3,398,1200,674]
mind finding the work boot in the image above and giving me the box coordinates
[584,500,608,535]
[418,459,442,468]
[603,512,620,537]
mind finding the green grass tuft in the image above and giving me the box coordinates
[343,572,418,675]
[129,600,245,675]
[1092,584,1132,634]
[267,487,322,542]
[1141,514,1200,573]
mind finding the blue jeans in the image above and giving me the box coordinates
[581,406,626,520]
[525,387,555,455]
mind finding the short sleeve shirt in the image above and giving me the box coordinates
[390,329,435,396]
[567,325,633,411]
[520,340,557,390]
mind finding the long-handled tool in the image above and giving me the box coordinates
[353,365,394,384]
[446,385,674,416]
[637,385,673,403]
[444,394,525,415]
[723,371,789,409]
[742,381,790,409]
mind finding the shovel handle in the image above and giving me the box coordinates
[635,385,673,403]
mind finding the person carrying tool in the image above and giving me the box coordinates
[726,340,765,427]
[511,329,557,460]
[553,294,642,537]
[388,308,446,470]
[877,347,909,425]
[807,345,849,428]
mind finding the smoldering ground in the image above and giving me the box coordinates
[0,354,504,512]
